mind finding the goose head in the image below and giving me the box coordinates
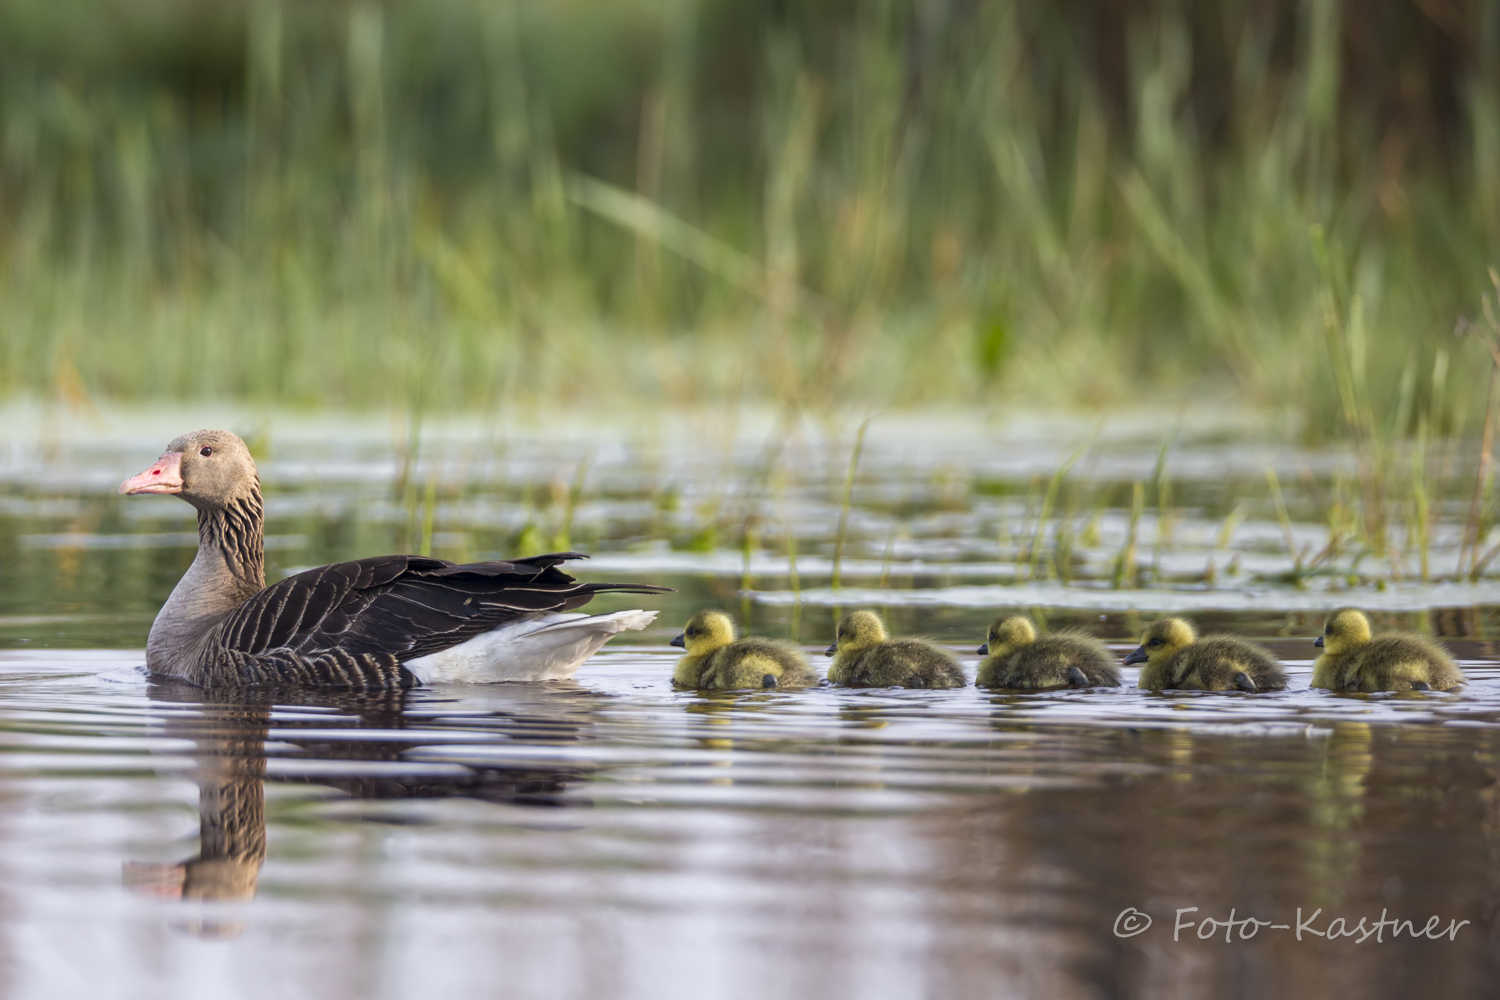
[120,429,259,513]
[826,609,886,656]
[1124,617,1195,666]
[978,615,1036,657]
[671,610,736,656]
[1316,607,1371,655]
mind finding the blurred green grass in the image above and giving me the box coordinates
[0,0,1497,438]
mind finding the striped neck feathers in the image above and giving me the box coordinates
[195,482,266,588]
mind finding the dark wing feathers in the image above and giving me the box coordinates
[219,552,669,663]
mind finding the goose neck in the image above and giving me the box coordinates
[196,488,266,590]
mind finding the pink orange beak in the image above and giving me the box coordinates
[119,452,185,496]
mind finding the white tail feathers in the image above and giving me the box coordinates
[534,608,658,636]
[404,610,658,684]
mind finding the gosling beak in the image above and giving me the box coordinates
[119,452,184,496]
[670,634,685,648]
[976,643,989,656]
[824,643,837,656]
[1313,635,1324,647]
[1123,647,1149,665]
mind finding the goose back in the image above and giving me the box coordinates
[196,552,666,689]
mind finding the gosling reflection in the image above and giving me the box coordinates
[128,679,598,905]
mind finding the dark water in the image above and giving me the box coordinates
[4,650,1500,998]
[2,413,1499,997]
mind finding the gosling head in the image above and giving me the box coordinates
[826,610,887,656]
[978,615,1036,657]
[1123,617,1196,666]
[671,610,736,656]
[1315,607,1371,655]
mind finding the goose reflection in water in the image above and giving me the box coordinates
[124,678,600,911]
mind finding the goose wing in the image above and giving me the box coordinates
[217,552,669,662]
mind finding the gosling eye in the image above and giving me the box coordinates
[199,446,213,457]
[1324,625,1332,635]
[685,628,696,638]
[1148,638,1162,647]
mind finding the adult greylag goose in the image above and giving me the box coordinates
[119,429,670,689]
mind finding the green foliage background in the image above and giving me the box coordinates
[0,0,1497,436]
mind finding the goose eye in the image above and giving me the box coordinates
[199,446,213,457]
[1148,638,1162,647]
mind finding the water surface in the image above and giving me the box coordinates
[0,409,1498,997]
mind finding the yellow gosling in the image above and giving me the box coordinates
[825,610,965,688]
[1127,617,1286,693]
[670,610,817,690]
[975,615,1120,689]
[1311,608,1464,693]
